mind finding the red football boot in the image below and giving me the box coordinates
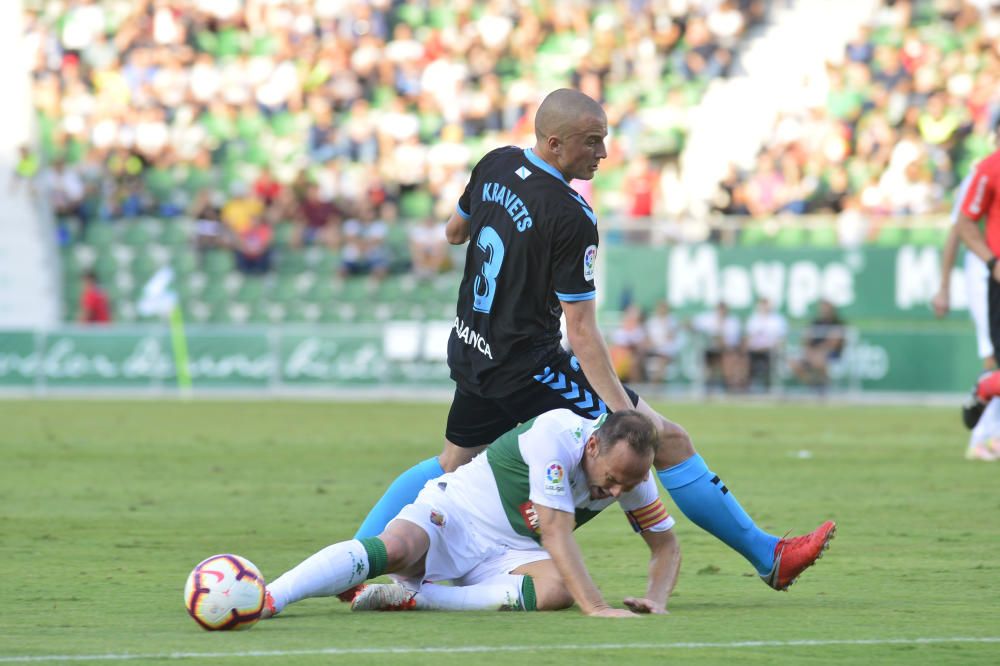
[761,520,836,591]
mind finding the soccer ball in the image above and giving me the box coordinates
[183,554,266,631]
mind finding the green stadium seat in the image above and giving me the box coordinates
[202,250,236,276]
[226,302,251,324]
[305,247,340,275]
[399,190,434,220]
[273,221,298,249]
[236,277,266,305]
[131,252,161,285]
[305,279,336,305]
[171,250,199,276]
[340,277,370,304]
[92,253,118,283]
[200,281,231,308]
[270,275,301,303]
[121,222,151,247]
[372,275,406,302]
[84,224,117,248]
[145,167,174,202]
[162,220,193,247]
[275,249,308,275]
[207,303,234,324]
[391,301,426,321]
[182,299,210,323]
[285,301,321,323]
[385,221,411,256]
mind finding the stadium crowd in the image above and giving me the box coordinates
[25,0,764,265]
[609,297,847,393]
[713,0,1000,237]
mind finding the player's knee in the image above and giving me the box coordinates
[652,418,695,469]
[530,576,574,611]
[438,441,485,472]
[377,523,429,575]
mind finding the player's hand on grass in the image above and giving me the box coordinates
[623,597,668,614]
[586,606,638,618]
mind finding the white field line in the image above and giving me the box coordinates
[1,637,999,663]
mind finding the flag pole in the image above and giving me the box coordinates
[169,304,192,396]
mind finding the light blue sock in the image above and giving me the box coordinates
[658,454,780,575]
[354,457,445,539]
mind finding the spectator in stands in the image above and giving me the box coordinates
[79,271,111,324]
[744,297,788,391]
[298,182,342,249]
[192,190,227,252]
[719,0,1000,226]
[691,301,745,392]
[253,167,283,208]
[339,203,391,283]
[609,304,649,384]
[44,158,89,232]
[644,301,685,384]
[791,299,847,390]
[221,182,264,240]
[712,163,751,217]
[29,0,767,323]
[408,215,450,280]
[234,216,274,276]
[10,145,41,197]
[836,195,870,248]
[622,154,660,242]
[29,0,764,244]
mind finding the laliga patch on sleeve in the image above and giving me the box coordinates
[583,245,597,281]
[543,461,567,496]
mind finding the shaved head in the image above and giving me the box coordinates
[534,89,606,142]
[532,89,609,181]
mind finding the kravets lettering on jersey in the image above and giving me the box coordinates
[482,182,534,231]
[453,316,493,359]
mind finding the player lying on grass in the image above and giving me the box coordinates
[262,410,681,617]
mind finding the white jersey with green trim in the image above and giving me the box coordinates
[432,409,673,553]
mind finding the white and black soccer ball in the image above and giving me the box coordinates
[183,554,266,631]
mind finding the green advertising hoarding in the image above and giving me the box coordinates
[0,325,452,391]
[0,323,980,394]
[600,243,968,321]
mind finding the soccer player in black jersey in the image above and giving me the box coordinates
[352,89,834,596]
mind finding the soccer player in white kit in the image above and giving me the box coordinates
[262,410,681,617]
[933,172,1000,460]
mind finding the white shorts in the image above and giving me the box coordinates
[390,484,550,591]
[965,251,993,360]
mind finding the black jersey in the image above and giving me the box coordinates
[448,146,600,398]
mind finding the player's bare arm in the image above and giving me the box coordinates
[956,213,1000,279]
[561,298,634,412]
[534,503,636,617]
[444,210,471,245]
[623,528,681,614]
[933,224,961,317]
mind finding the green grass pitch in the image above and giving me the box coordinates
[1,400,998,665]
